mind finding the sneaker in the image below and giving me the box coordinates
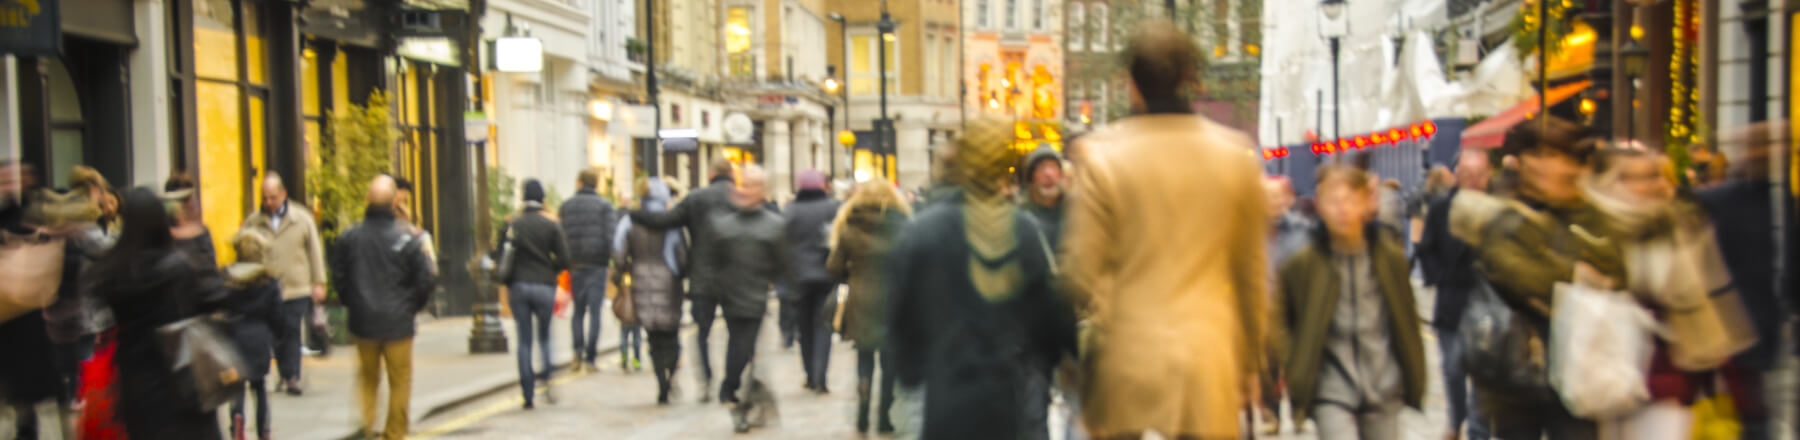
[283,378,303,396]
[522,401,535,410]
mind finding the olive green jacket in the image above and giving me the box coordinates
[1276,227,1427,420]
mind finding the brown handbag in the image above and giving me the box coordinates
[0,232,66,322]
[612,275,638,326]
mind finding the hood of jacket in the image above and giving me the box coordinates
[644,178,673,212]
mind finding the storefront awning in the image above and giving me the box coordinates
[1459,80,1590,149]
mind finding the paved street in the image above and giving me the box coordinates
[408,311,872,440]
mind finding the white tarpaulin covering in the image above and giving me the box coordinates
[1258,0,1529,147]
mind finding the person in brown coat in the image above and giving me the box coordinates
[827,180,912,433]
[1062,20,1270,440]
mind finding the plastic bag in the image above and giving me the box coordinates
[1549,281,1657,418]
[1691,389,1742,440]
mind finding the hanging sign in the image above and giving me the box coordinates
[0,0,60,56]
[495,36,543,72]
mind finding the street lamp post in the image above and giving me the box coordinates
[1320,0,1346,142]
[828,12,850,178]
[878,0,894,179]
[1620,36,1649,142]
[824,69,840,179]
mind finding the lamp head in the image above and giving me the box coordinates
[1321,0,1347,20]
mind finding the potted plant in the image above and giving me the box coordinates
[307,91,397,345]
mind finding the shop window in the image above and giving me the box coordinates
[727,6,754,78]
[850,33,897,96]
[191,0,271,264]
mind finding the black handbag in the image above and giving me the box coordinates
[157,314,249,411]
[1458,275,1554,402]
[493,224,517,282]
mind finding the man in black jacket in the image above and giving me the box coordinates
[560,168,617,372]
[708,165,792,433]
[630,159,739,400]
[330,175,437,440]
[1414,151,1491,440]
[783,169,840,392]
[1697,122,1795,440]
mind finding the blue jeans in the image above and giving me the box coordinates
[509,282,556,403]
[569,267,608,364]
[1440,329,1489,440]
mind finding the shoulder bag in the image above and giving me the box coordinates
[0,232,64,323]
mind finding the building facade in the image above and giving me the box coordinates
[964,0,1062,157]
[3,0,484,312]
[817,0,959,190]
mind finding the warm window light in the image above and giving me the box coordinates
[1579,98,1597,115]
[590,101,613,120]
[1245,44,1260,56]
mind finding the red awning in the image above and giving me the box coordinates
[1460,81,1592,150]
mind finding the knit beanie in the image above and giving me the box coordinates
[522,179,546,203]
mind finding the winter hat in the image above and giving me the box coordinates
[522,179,546,203]
[797,169,827,191]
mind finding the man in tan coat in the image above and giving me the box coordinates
[1062,21,1269,440]
[242,173,329,395]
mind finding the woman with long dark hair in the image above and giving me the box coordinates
[88,187,228,439]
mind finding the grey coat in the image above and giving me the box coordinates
[706,206,791,320]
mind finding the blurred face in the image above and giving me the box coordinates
[733,174,767,209]
[1316,181,1374,242]
[263,180,287,213]
[98,191,119,217]
[1605,156,1673,203]
[395,189,414,221]
[1031,160,1065,199]
[1262,180,1295,220]
[1457,153,1493,191]
[1519,150,1583,204]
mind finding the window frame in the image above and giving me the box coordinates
[1068,2,1084,51]
[848,29,900,96]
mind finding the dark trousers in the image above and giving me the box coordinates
[795,281,836,388]
[229,379,270,439]
[569,267,608,364]
[51,336,94,406]
[857,347,896,427]
[779,296,799,348]
[647,330,681,374]
[1439,329,1489,440]
[275,297,312,381]
[1481,392,1595,440]
[619,325,642,365]
[509,282,556,403]
[691,294,723,381]
[719,317,763,403]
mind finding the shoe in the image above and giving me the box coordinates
[544,383,557,404]
[232,414,246,440]
[877,419,896,434]
[731,402,754,433]
[283,378,303,396]
[522,401,535,410]
[633,358,643,371]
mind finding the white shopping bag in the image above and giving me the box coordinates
[1550,281,1658,419]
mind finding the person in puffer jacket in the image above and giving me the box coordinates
[223,228,283,440]
[559,168,617,372]
[613,177,688,404]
